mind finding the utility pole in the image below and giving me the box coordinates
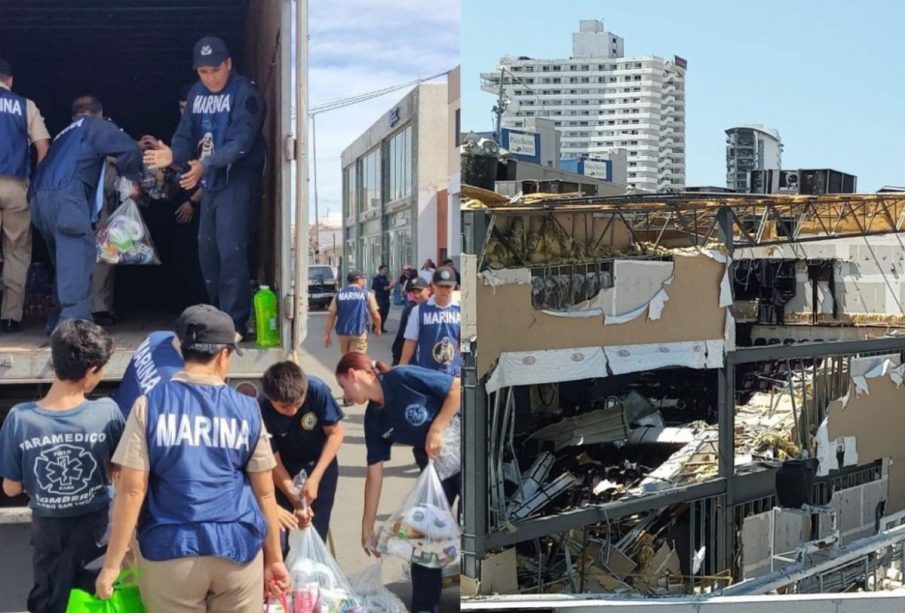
[311,113,320,262]
[492,67,507,143]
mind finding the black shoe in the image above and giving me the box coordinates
[92,311,118,326]
[0,319,22,333]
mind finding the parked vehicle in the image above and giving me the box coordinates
[308,265,338,309]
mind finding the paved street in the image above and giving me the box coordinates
[297,304,460,611]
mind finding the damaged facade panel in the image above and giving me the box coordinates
[734,235,905,328]
[476,253,728,378]
[823,356,905,512]
[461,192,905,601]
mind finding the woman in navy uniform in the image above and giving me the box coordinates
[335,352,460,613]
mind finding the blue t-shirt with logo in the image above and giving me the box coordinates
[259,375,345,477]
[0,398,124,517]
[363,366,454,466]
[114,331,184,418]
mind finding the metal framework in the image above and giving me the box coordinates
[461,194,905,585]
[475,193,905,249]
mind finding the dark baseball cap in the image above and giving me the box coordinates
[433,267,457,286]
[193,36,230,69]
[408,277,428,291]
[347,270,363,283]
[0,59,12,76]
[176,304,243,355]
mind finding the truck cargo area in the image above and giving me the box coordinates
[0,0,294,389]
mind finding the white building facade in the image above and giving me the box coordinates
[341,82,449,280]
[725,124,783,191]
[481,19,686,193]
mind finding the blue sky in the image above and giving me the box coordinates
[462,0,905,191]
[308,0,459,223]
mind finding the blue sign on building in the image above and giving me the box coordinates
[559,157,614,182]
[501,129,541,164]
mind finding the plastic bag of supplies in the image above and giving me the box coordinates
[65,568,145,612]
[96,198,160,265]
[348,562,407,613]
[286,526,365,613]
[375,462,460,569]
[431,413,461,481]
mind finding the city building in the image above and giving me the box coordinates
[461,121,627,197]
[481,19,686,193]
[341,81,448,280]
[309,212,343,268]
[446,65,462,263]
[725,124,782,191]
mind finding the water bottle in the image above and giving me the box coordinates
[254,285,280,348]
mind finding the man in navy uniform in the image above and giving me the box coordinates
[30,96,142,331]
[324,269,382,354]
[144,35,266,338]
[0,58,51,332]
[391,275,428,365]
[114,331,185,419]
[370,264,394,333]
[259,361,344,545]
[400,266,462,377]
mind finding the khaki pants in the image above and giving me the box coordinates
[338,334,368,354]
[137,548,264,613]
[0,176,30,321]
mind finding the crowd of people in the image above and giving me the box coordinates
[0,33,464,613]
[0,34,262,337]
[0,297,461,613]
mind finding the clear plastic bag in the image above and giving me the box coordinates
[95,199,160,265]
[376,462,460,569]
[347,562,407,613]
[432,413,461,481]
[286,527,365,613]
[263,593,290,612]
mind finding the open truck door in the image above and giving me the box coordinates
[289,0,310,357]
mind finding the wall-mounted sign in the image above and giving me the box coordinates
[389,107,401,127]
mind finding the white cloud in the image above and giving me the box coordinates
[306,0,459,222]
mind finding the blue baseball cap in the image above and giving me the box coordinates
[193,36,230,69]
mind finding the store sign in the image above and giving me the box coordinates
[389,107,401,127]
[507,131,536,157]
[583,159,612,180]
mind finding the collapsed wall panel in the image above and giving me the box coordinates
[824,358,905,512]
[476,254,728,377]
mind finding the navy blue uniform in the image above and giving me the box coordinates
[30,116,141,329]
[139,377,267,563]
[371,274,391,332]
[259,375,344,542]
[363,366,460,613]
[0,88,28,178]
[392,302,417,365]
[335,285,369,336]
[171,73,266,334]
[114,332,184,418]
[404,298,462,377]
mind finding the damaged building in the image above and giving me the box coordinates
[459,189,905,601]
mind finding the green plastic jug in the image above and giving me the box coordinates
[254,285,280,348]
